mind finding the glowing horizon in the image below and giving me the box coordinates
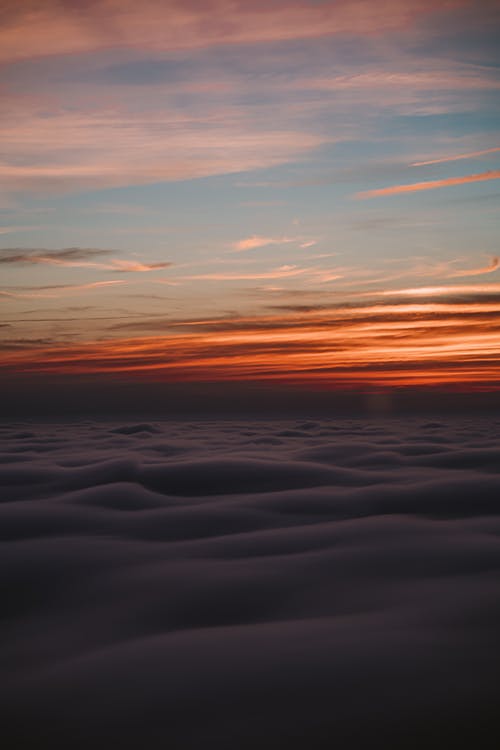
[3,292,500,391]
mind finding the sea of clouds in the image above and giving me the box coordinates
[1,417,499,748]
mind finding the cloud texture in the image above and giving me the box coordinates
[1,416,499,748]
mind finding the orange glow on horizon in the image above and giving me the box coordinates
[2,299,500,391]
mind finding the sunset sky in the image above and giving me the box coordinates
[1,0,500,403]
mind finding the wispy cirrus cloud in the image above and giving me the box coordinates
[0,225,43,235]
[0,280,126,299]
[181,265,312,281]
[175,263,344,284]
[374,282,500,298]
[0,248,110,265]
[108,260,171,273]
[297,69,500,93]
[233,236,299,251]
[0,109,328,193]
[411,146,500,167]
[0,248,170,272]
[0,0,464,64]
[355,170,500,198]
[450,257,500,278]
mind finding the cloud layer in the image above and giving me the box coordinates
[0,0,466,63]
[1,416,499,748]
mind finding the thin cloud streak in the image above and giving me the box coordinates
[182,266,311,281]
[0,280,126,299]
[233,236,298,251]
[0,248,170,272]
[450,257,500,278]
[177,265,344,283]
[375,283,500,297]
[0,247,110,264]
[355,170,500,198]
[411,146,500,167]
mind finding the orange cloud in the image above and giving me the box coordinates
[355,170,500,198]
[375,282,500,297]
[450,257,500,278]
[233,236,297,251]
[182,266,311,281]
[2,296,500,391]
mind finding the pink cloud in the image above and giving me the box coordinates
[108,260,170,273]
[0,1,466,63]
[0,108,327,193]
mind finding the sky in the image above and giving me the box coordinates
[1,0,500,408]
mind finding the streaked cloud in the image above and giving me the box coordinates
[355,170,500,198]
[0,280,126,299]
[0,110,328,192]
[108,260,171,273]
[450,257,500,278]
[3,292,500,390]
[0,0,460,64]
[0,248,170,272]
[0,247,111,265]
[182,266,311,281]
[177,263,344,284]
[374,283,500,298]
[298,69,500,93]
[411,146,500,167]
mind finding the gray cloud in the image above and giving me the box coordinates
[0,247,171,273]
[0,247,112,264]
